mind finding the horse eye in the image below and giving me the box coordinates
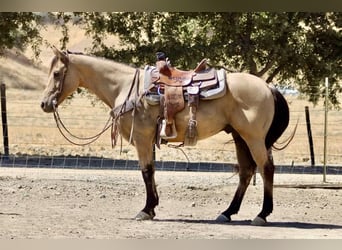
[53,71,60,79]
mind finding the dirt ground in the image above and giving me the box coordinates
[0,167,341,239]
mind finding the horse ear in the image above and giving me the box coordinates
[51,45,69,65]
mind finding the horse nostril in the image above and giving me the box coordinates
[40,102,45,109]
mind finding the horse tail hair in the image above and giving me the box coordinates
[272,118,298,151]
[265,87,290,150]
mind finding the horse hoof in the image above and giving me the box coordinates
[134,211,153,221]
[251,216,267,226]
[216,214,231,223]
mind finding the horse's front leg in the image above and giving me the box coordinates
[134,141,159,221]
[136,162,159,220]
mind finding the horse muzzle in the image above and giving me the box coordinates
[40,94,58,113]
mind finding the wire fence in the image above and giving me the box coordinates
[1,86,342,181]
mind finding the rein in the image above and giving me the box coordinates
[52,102,113,146]
[51,51,114,146]
[111,68,141,147]
[52,59,141,147]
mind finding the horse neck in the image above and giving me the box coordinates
[71,55,142,109]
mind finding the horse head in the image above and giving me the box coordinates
[40,46,80,113]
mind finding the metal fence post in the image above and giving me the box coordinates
[323,77,329,183]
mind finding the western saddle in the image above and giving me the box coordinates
[146,52,224,146]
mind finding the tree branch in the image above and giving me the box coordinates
[266,64,284,83]
[248,57,258,75]
[256,57,276,77]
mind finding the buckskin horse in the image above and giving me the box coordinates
[40,47,290,226]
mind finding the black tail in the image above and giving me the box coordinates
[265,87,290,150]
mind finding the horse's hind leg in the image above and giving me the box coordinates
[247,139,275,226]
[216,132,256,222]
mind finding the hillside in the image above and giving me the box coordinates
[0,24,92,90]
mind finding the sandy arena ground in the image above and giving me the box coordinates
[0,167,341,239]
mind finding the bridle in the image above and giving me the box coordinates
[50,51,141,147]
[51,51,113,146]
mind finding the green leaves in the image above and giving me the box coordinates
[1,12,339,107]
[0,12,43,58]
[77,12,340,106]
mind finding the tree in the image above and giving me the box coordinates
[70,12,341,107]
[197,12,342,106]
[0,12,44,58]
[3,12,338,106]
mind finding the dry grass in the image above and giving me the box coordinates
[0,24,341,166]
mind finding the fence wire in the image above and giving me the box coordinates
[1,88,342,180]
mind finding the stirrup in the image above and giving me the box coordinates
[160,119,177,139]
